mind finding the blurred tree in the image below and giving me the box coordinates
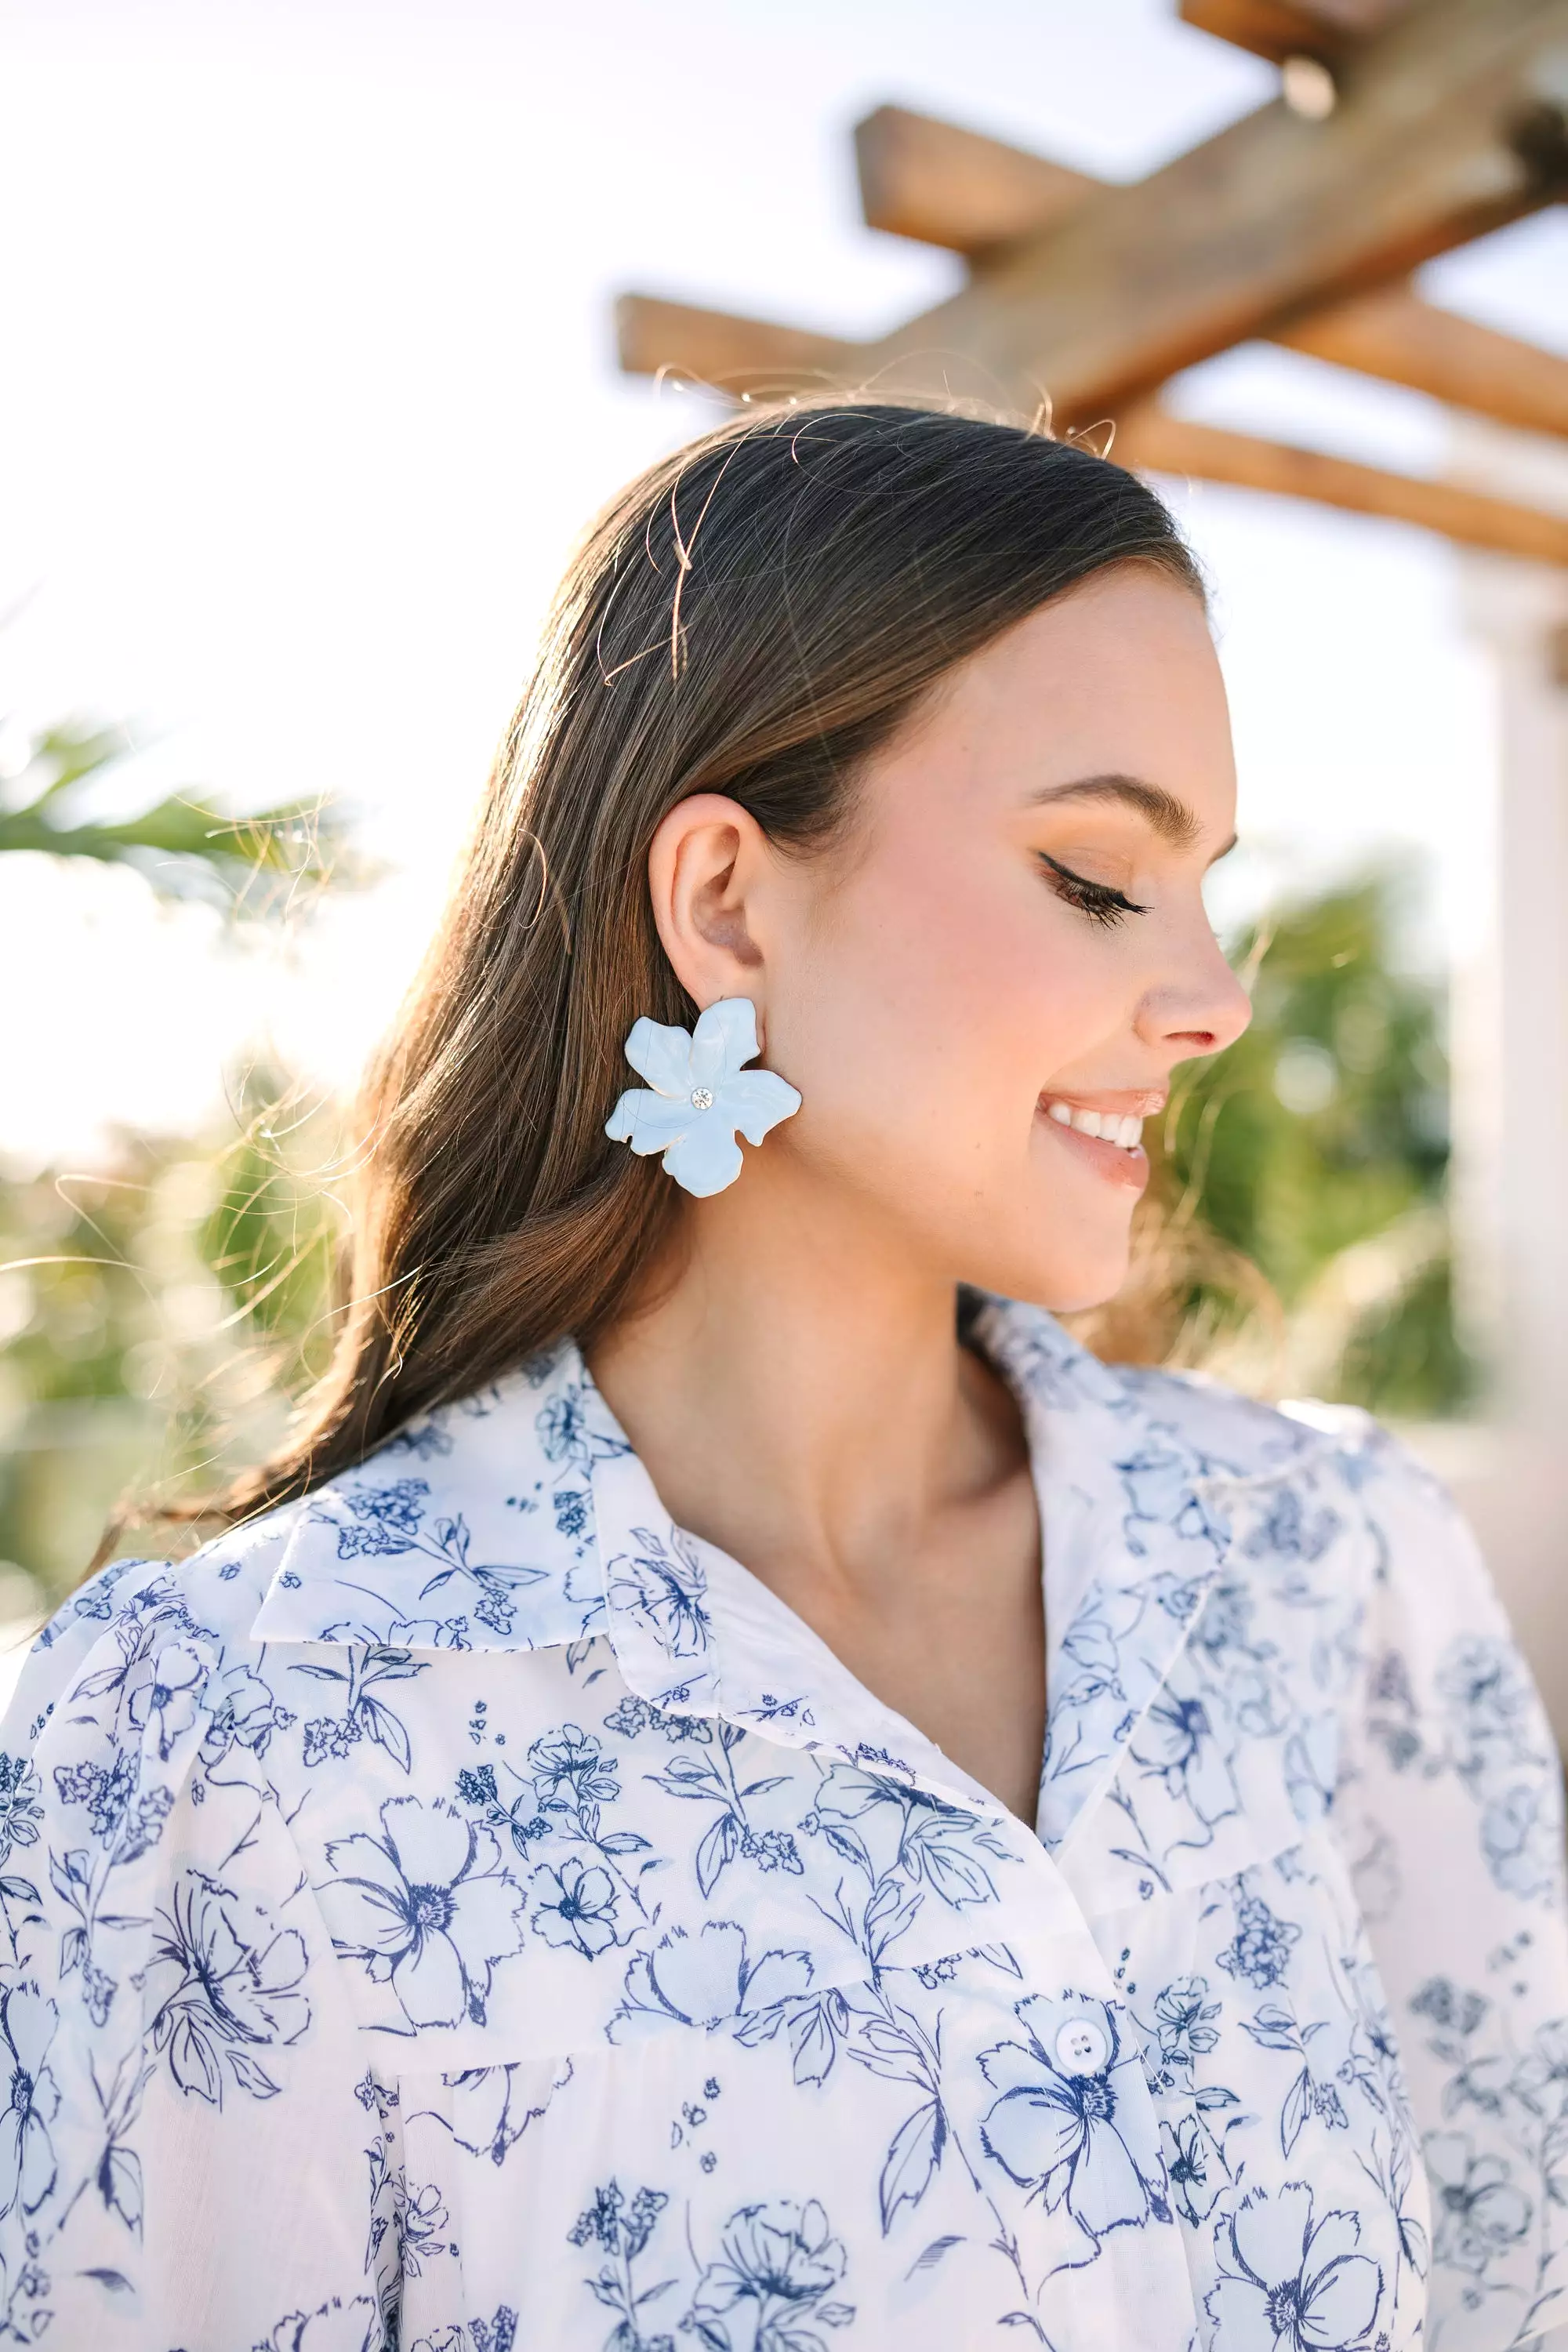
[0,720,347,908]
[0,705,362,1613]
[1075,870,1475,1418]
[0,1083,343,1610]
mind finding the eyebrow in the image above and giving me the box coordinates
[1026,771,1207,851]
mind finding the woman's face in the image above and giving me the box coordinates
[752,567,1251,1312]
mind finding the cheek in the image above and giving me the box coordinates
[778,842,1119,1164]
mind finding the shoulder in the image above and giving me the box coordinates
[1112,1364,1334,1476]
[0,1503,307,1767]
[1112,1361,1451,1517]
[37,1503,301,1655]
[1107,1367,1482,1627]
[1109,1360,1397,1483]
[20,1351,564,1686]
[981,1297,1452,1549]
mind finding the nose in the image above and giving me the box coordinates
[1135,921,1253,1065]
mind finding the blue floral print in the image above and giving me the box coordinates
[1426,2134,1532,2276]
[146,1867,310,2103]
[1145,1976,1221,2092]
[1217,1887,1303,1991]
[687,2198,854,2351]
[568,2178,677,2352]
[0,1986,58,2221]
[0,1756,42,1875]
[1481,1780,1559,1904]
[0,1301,1561,2349]
[1128,1691,1237,1835]
[1161,2113,1220,2228]
[435,2053,573,2165]
[608,1526,713,1662]
[313,1480,549,1638]
[647,1715,803,1897]
[610,1920,812,2042]
[1206,2181,1384,2350]
[333,1478,430,1555]
[453,1761,550,1856]
[321,1796,526,2028]
[258,2296,382,2351]
[979,1994,1170,2253]
[530,1723,622,1809]
[126,1636,209,1760]
[292,1642,429,1775]
[539,1381,626,1475]
[529,1856,623,1957]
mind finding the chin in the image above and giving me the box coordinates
[974,1223,1134,1318]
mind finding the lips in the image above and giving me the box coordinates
[1037,1091,1163,1193]
[1045,1101,1145,1152]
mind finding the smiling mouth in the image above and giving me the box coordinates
[1038,1092,1163,1192]
[1045,1101,1145,1151]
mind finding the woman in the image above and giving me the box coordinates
[2,401,1563,2352]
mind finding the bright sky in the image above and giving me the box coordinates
[3,0,1566,1167]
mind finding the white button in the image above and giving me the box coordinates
[1054,2017,1111,2076]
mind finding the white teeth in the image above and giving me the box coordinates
[1044,1100,1146,1149]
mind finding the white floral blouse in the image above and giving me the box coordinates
[0,1301,1565,2352]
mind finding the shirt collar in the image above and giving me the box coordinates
[974,1300,1241,1847]
[249,1301,1255,1835]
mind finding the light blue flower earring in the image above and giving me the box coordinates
[604,996,801,1198]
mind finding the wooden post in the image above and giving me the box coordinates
[1431,425,1568,1732]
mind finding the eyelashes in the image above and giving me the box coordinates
[1037,851,1149,929]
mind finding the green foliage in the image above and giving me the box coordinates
[200,1101,341,1346]
[0,720,353,907]
[0,1090,341,1608]
[1109,871,1475,1418]
[0,704,367,1610]
[1178,877,1447,1289]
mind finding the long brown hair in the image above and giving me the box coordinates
[218,397,1205,1521]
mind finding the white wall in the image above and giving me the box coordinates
[1432,427,1568,1734]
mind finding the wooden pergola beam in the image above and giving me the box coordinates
[612,297,1568,566]
[615,296,862,398]
[617,0,1568,559]
[615,278,1568,448]
[788,100,1568,443]
[1272,284,1568,439]
[854,107,1098,257]
[1113,404,1568,564]
[1178,0,1415,67]
[815,0,1566,422]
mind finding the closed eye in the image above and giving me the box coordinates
[1037,852,1149,928]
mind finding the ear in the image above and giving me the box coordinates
[647,793,775,1021]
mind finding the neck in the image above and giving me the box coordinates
[587,1160,1021,1599]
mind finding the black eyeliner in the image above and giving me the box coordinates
[1037,851,1149,922]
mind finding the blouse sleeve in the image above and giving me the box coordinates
[0,1556,398,2349]
[1329,1432,1568,2350]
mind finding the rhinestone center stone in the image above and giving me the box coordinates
[690,1086,715,1111]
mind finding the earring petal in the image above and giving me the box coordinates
[689,997,760,1091]
[622,1017,695,1098]
[720,1069,802,1146]
[662,1124,745,1198]
[605,1088,693,1153]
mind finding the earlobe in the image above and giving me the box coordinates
[648,793,769,1012]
